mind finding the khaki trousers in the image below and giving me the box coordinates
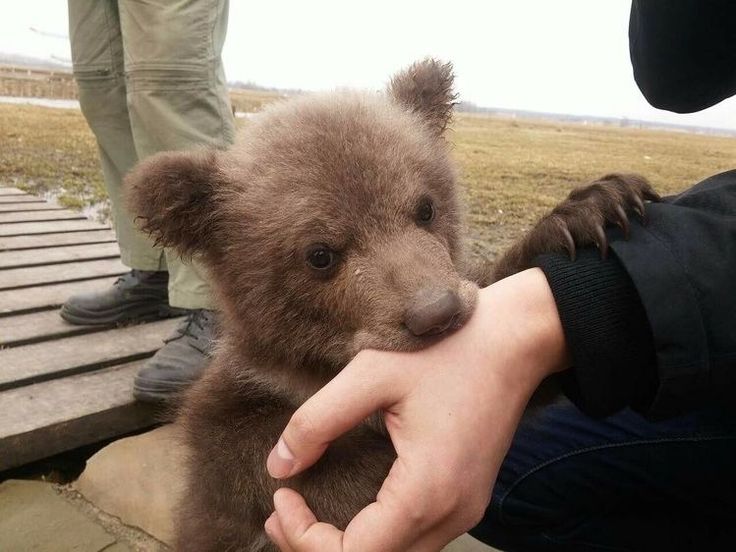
[67,0,235,308]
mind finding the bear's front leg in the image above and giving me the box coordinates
[492,173,660,281]
[175,362,396,552]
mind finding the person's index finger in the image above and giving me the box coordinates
[272,488,344,551]
[267,349,406,479]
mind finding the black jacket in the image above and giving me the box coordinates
[535,1,736,419]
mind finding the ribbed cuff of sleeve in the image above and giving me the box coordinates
[535,249,657,417]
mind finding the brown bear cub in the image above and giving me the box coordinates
[126,59,658,551]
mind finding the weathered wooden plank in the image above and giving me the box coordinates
[0,229,116,250]
[0,219,109,236]
[0,362,158,471]
[0,203,64,212]
[0,196,45,204]
[0,242,120,269]
[0,203,64,213]
[0,258,128,290]
[0,210,86,223]
[0,317,179,390]
[0,309,104,347]
[0,307,183,347]
[0,187,26,195]
[0,276,118,316]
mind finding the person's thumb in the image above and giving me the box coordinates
[267,349,405,479]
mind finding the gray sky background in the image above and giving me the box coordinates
[2,1,735,131]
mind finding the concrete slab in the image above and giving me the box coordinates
[58,486,167,552]
[75,424,187,545]
[0,479,120,552]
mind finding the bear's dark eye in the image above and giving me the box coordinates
[306,244,336,271]
[416,198,435,225]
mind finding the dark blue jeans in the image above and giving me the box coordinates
[470,399,736,551]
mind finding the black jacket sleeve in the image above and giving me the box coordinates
[536,171,736,420]
[629,0,736,113]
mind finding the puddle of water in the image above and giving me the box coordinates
[40,188,111,224]
[3,97,255,225]
[0,95,80,110]
[0,96,259,120]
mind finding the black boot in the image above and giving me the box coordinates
[60,269,184,325]
[133,309,217,402]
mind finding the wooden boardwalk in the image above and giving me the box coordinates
[0,186,178,471]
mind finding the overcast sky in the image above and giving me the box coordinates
[2,1,735,131]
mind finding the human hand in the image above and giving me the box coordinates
[264,268,569,552]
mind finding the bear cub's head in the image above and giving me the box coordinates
[126,59,479,384]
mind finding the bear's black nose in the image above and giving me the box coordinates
[404,289,462,337]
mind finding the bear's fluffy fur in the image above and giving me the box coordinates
[125,59,657,551]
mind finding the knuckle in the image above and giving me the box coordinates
[387,476,467,530]
[383,483,434,528]
[288,410,321,446]
[446,487,490,530]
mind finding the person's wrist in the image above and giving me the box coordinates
[478,268,569,398]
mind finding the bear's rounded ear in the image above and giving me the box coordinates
[124,149,227,259]
[388,58,457,136]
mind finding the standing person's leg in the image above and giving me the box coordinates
[64,0,179,324]
[118,0,235,311]
[117,0,236,401]
[470,399,736,552]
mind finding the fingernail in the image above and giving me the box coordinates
[267,437,295,479]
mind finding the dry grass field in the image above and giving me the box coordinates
[229,87,286,113]
[2,99,735,260]
[453,115,736,257]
